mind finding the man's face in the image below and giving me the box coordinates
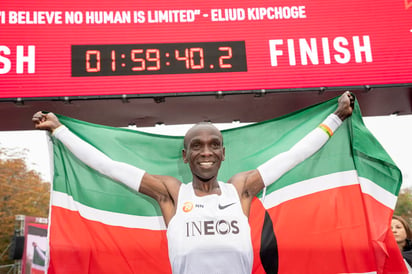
[182,124,225,182]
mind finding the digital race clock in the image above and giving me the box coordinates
[71,41,247,76]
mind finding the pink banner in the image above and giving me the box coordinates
[1,0,411,98]
[22,217,48,274]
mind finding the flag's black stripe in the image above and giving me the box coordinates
[260,211,278,274]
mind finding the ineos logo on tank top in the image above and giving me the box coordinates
[185,219,240,237]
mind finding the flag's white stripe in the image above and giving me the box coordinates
[262,170,397,210]
[359,177,397,209]
[262,170,358,208]
[52,191,166,230]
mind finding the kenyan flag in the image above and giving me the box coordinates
[47,96,406,273]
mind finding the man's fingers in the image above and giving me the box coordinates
[346,91,355,109]
[32,111,47,124]
[32,111,43,119]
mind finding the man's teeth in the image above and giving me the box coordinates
[200,162,213,167]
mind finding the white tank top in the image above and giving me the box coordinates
[167,181,253,274]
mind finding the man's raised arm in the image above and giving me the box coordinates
[32,112,145,191]
[236,91,354,200]
[257,91,354,187]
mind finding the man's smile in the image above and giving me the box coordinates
[199,161,214,168]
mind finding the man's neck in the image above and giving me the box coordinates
[192,179,220,196]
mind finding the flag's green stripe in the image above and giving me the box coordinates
[219,97,355,194]
[350,103,402,195]
[52,96,401,216]
[53,142,163,216]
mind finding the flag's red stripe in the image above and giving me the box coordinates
[48,206,171,274]
[48,186,406,274]
[267,184,405,274]
[362,193,407,273]
[49,200,271,274]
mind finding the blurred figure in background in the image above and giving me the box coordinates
[392,215,412,272]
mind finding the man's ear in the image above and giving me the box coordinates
[222,147,225,161]
[182,149,188,163]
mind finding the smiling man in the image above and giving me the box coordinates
[32,91,353,274]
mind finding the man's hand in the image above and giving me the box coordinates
[32,111,62,132]
[334,91,354,121]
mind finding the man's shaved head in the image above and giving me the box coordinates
[183,122,223,149]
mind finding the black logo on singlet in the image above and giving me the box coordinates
[218,202,235,210]
[185,220,240,237]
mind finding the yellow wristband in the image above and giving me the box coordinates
[318,123,333,137]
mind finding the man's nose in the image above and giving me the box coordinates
[200,145,213,155]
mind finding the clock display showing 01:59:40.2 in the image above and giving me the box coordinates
[71,41,247,76]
